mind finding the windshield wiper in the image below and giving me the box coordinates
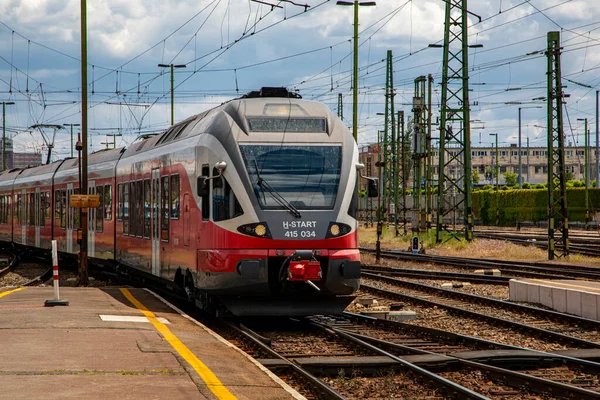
[254,161,302,218]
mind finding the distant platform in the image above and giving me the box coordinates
[509,278,600,321]
[0,287,302,400]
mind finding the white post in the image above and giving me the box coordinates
[52,240,59,301]
[45,239,69,306]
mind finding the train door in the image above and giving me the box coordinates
[20,188,26,244]
[183,193,190,246]
[151,169,160,276]
[35,188,40,248]
[88,181,96,257]
[67,184,73,253]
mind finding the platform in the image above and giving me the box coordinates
[0,286,303,400]
[509,278,600,321]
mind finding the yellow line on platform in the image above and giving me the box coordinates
[0,288,24,299]
[120,288,237,400]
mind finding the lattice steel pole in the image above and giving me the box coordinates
[413,76,427,231]
[434,0,480,243]
[546,31,569,259]
[399,110,407,235]
[338,93,344,120]
[382,50,395,225]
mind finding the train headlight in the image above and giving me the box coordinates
[329,224,340,236]
[325,222,352,238]
[237,222,272,238]
[254,224,267,236]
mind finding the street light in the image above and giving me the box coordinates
[489,133,499,226]
[158,63,187,126]
[1,102,15,171]
[577,118,590,228]
[63,123,80,158]
[336,0,376,142]
[518,106,542,188]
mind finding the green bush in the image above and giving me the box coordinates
[522,182,532,189]
[482,184,493,190]
[472,187,600,226]
[534,183,546,189]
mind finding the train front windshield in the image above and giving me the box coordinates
[240,145,342,210]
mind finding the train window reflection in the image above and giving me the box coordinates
[240,145,341,210]
[212,170,243,222]
[170,175,179,219]
[247,118,326,133]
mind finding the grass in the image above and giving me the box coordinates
[358,226,600,267]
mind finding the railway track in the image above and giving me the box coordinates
[219,314,600,399]
[361,247,600,280]
[360,274,600,349]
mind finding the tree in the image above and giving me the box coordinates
[503,171,518,187]
[472,169,480,185]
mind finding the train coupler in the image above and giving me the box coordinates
[286,251,322,291]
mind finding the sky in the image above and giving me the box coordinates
[0,0,599,160]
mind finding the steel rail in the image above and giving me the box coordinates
[224,320,347,400]
[362,265,511,284]
[363,272,600,330]
[329,324,600,399]
[359,282,600,349]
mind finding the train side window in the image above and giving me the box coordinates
[136,180,143,237]
[38,192,44,228]
[15,195,19,225]
[104,185,112,220]
[123,183,129,235]
[143,179,150,239]
[170,175,180,219]
[60,190,67,229]
[54,190,60,220]
[212,172,243,222]
[0,196,5,224]
[73,189,80,230]
[117,183,123,221]
[44,192,51,221]
[201,165,209,220]
[96,185,103,233]
[129,182,136,237]
[161,176,169,241]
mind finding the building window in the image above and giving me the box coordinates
[161,176,169,241]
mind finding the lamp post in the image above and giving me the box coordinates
[518,106,542,188]
[489,133,499,225]
[577,118,590,228]
[1,102,15,171]
[63,123,80,158]
[158,63,187,126]
[336,0,376,142]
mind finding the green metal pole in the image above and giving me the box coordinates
[585,119,590,228]
[352,0,359,142]
[400,111,407,235]
[426,74,433,230]
[495,134,499,226]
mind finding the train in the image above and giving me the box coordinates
[0,87,377,316]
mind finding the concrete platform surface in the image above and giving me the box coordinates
[509,278,600,321]
[0,287,303,400]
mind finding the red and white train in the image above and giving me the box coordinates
[0,87,374,315]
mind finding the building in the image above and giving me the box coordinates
[0,138,43,171]
[359,143,600,187]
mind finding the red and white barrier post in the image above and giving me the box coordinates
[44,240,69,307]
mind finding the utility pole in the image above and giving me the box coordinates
[527,136,530,183]
[382,50,395,225]
[399,110,407,235]
[1,102,15,171]
[336,0,376,142]
[158,63,187,126]
[432,0,481,243]
[546,31,569,260]
[106,133,123,148]
[596,90,599,187]
[63,123,80,158]
[79,0,90,285]
[337,93,344,120]
[413,76,427,231]
[425,74,434,230]
[578,118,590,228]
